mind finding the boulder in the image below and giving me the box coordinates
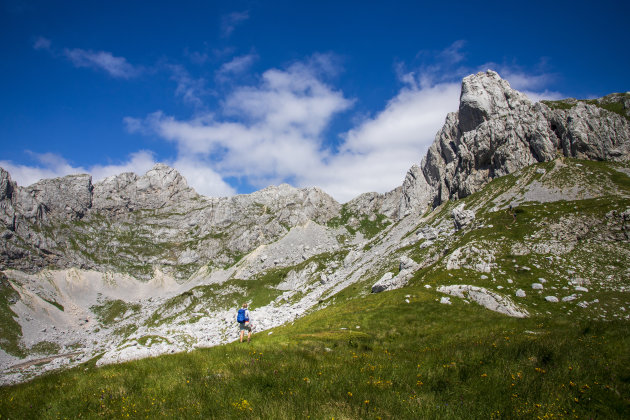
[451,203,475,230]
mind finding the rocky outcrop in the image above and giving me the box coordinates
[543,102,630,161]
[1,70,628,279]
[437,284,529,318]
[398,165,433,217]
[451,203,475,231]
[400,70,630,215]
[371,256,420,293]
[345,188,402,220]
[93,164,198,215]
[16,174,93,222]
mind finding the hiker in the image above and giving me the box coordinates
[237,303,252,343]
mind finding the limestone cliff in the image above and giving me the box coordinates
[399,70,630,214]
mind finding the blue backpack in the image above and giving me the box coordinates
[237,308,248,323]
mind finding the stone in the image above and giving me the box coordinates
[438,284,528,317]
[515,289,526,297]
[451,203,475,230]
[532,283,544,290]
[399,256,419,272]
[545,296,559,303]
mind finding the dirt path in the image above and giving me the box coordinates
[10,352,81,370]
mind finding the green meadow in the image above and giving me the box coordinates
[1,285,629,419]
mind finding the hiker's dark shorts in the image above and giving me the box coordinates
[239,322,251,331]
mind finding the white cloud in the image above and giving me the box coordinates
[63,48,140,79]
[521,89,565,102]
[19,43,568,203]
[301,81,461,201]
[168,64,208,107]
[129,57,462,202]
[216,53,257,81]
[171,157,235,197]
[33,36,51,51]
[135,58,353,192]
[221,11,249,38]
[0,150,236,198]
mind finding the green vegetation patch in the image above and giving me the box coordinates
[91,299,142,326]
[42,298,64,312]
[541,100,576,110]
[328,204,391,239]
[0,273,25,357]
[29,341,61,356]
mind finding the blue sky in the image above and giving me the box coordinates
[1,0,628,201]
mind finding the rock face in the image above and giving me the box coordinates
[17,174,93,222]
[92,164,197,214]
[0,164,342,278]
[400,70,630,214]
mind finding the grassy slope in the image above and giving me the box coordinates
[0,288,628,419]
[1,160,630,418]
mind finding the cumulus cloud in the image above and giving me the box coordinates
[221,11,249,37]
[21,42,567,202]
[88,151,158,181]
[63,48,140,79]
[308,81,461,200]
[171,156,236,197]
[137,59,353,190]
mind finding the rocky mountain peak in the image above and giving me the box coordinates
[459,70,532,132]
[398,70,630,215]
[142,163,188,190]
[92,164,198,214]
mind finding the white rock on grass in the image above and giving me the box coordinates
[532,283,544,290]
[438,285,528,318]
[575,286,589,292]
[440,297,452,305]
[371,256,421,293]
[562,295,577,302]
[515,289,526,297]
[545,296,559,303]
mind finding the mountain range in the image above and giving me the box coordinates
[1,70,628,385]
